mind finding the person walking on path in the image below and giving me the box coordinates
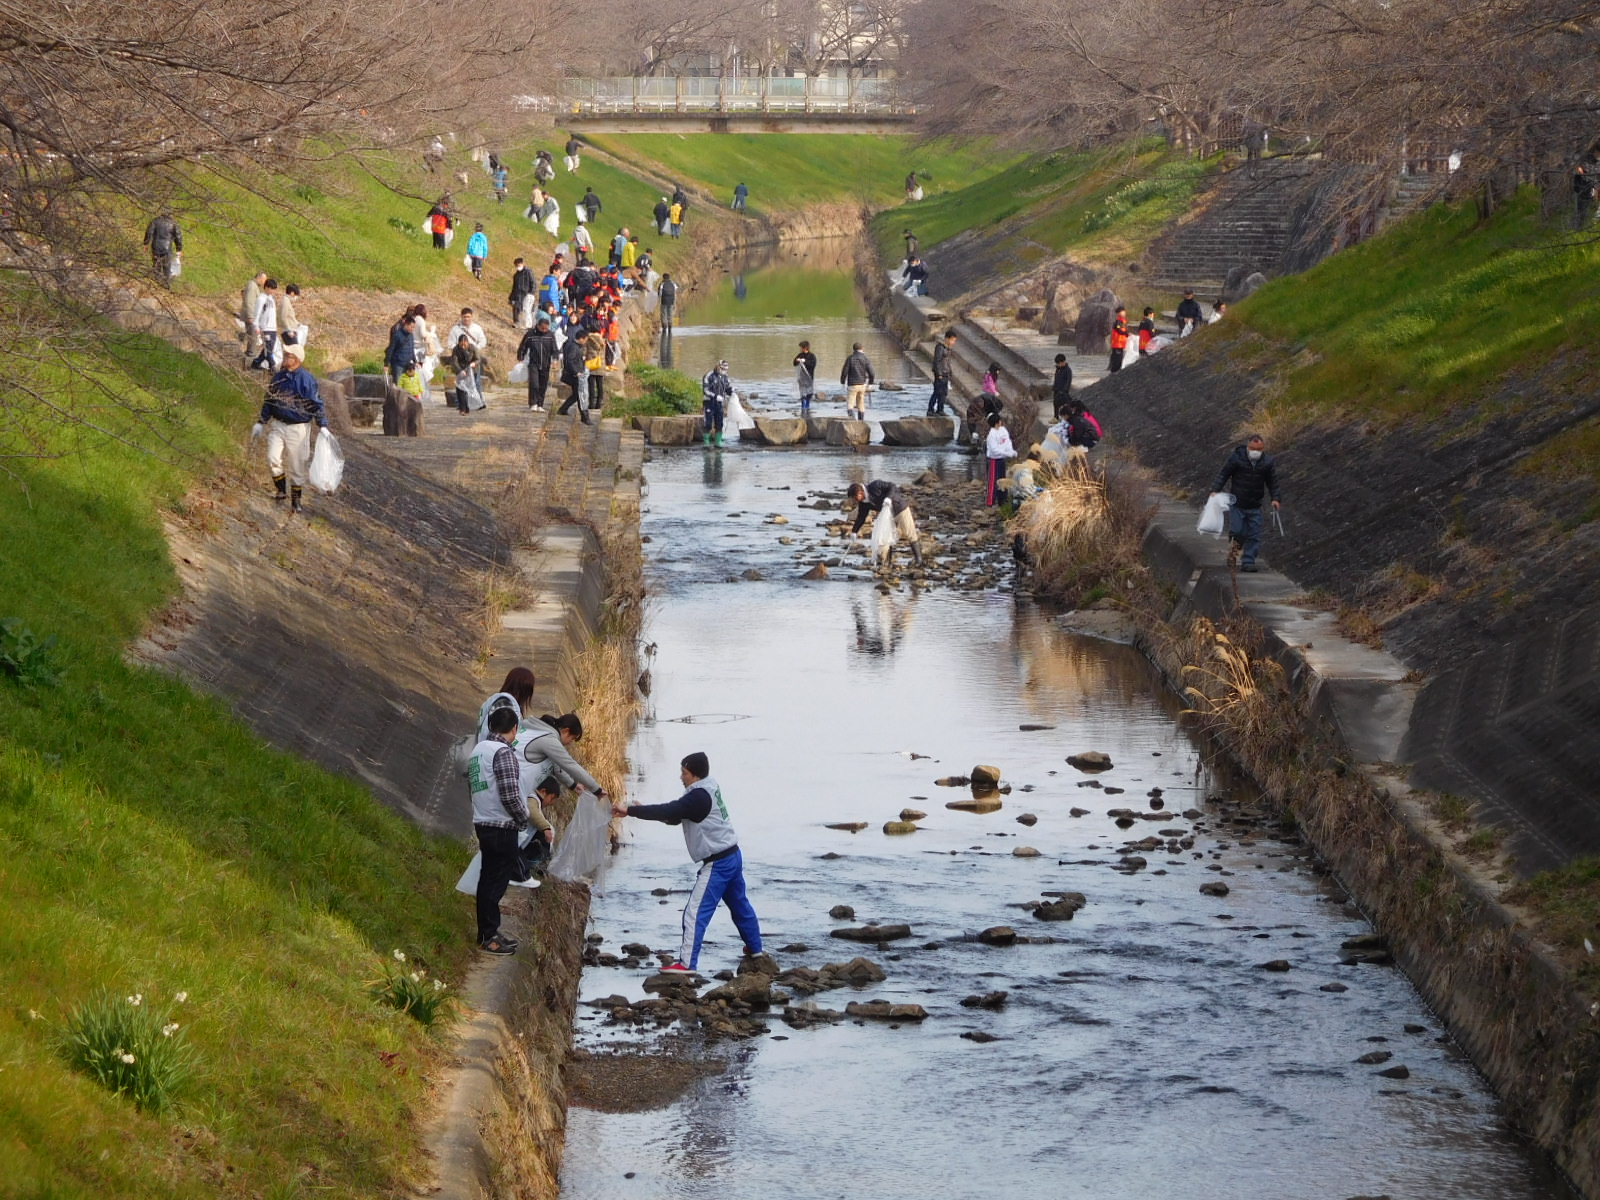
[841,342,875,421]
[1051,353,1073,417]
[557,333,591,425]
[794,340,817,416]
[447,307,488,395]
[386,311,418,389]
[143,213,182,286]
[240,270,266,361]
[1107,306,1128,373]
[492,164,509,204]
[1210,433,1282,572]
[659,274,678,329]
[732,182,749,212]
[580,187,602,224]
[250,278,280,370]
[449,334,481,414]
[903,229,918,261]
[928,329,956,415]
[564,134,582,173]
[509,256,537,327]
[517,315,558,410]
[1176,289,1205,337]
[467,706,534,956]
[1138,307,1157,356]
[466,223,488,280]
[653,196,671,235]
[612,752,762,974]
[252,348,327,514]
[668,200,684,239]
[847,480,924,566]
[701,359,733,447]
[984,412,1015,507]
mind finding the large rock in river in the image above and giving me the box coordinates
[825,419,871,447]
[830,923,913,942]
[751,417,807,445]
[642,414,702,445]
[879,416,954,446]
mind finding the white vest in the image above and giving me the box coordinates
[467,738,518,825]
[682,776,738,862]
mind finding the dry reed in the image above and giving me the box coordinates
[1011,454,1156,606]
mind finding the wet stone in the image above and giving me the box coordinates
[828,905,856,920]
[830,923,913,942]
[960,991,1009,1010]
[978,926,1018,946]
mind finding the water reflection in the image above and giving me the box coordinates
[850,593,913,659]
[658,328,675,369]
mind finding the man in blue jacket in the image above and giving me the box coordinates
[1210,433,1282,572]
[252,348,328,513]
[613,752,762,973]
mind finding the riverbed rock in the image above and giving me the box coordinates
[737,953,781,977]
[751,416,808,446]
[883,820,920,835]
[1199,882,1231,897]
[825,823,867,833]
[935,775,971,787]
[960,1031,1001,1043]
[900,808,927,821]
[960,991,1009,1009]
[641,414,702,446]
[801,563,830,580]
[879,416,954,446]
[1376,1064,1411,1079]
[1034,893,1086,921]
[1013,846,1041,858]
[704,974,779,1008]
[644,970,702,995]
[782,1005,846,1029]
[830,924,913,942]
[825,419,871,447]
[1319,982,1349,993]
[1069,807,1091,818]
[1340,932,1387,951]
[1356,1050,1393,1065]
[1016,813,1038,826]
[821,957,887,985]
[946,796,1003,813]
[1067,751,1114,771]
[970,765,1003,785]
[1257,959,1293,972]
[845,1000,928,1021]
[828,904,856,920]
[978,926,1018,946]
[620,942,652,958]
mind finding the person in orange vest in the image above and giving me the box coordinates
[1138,307,1157,356]
[1108,306,1129,372]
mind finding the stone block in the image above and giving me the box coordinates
[825,419,871,447]
[751,417,807,446]
[642,415,702,446]
[880,416,954,447]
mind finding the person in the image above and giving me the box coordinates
[1208,300,1228,324]
[612,752,762,974]
[492,163,508,204]
[1108,305,1128,372]
[1576,165,1596,228]
[1210,433,1281,572]
[143,212,181,286]
[925,329,956,416]
[277,283,305,353]
[903,229,918,260]
[250,278,280,370]
[386,312,418,387]
[424,135,445,174]
[1138,307,1157,356]
[1051,352,1073,416]
[794,340,817,416]
[668,199,684,239]
[901,254,929,297]
[984,412,1015,507]
[573,220,594,257]
[1176,289,1205,337]
[450,333,480,414]
[240,271,266,361]
[580,187,602,223]
[477,666,538,742]
[564,133,582,173]
[466,223,487,280]
[411,303,442,403]
[539,194,560,238]
[467,707,533,955]
[904,171,922,201]
[252,348,327,514]
[557,332,591,425]
[584,332,607,412]
[1065,399,1102,451]
[701,359,733,447]
[847,480,923,566]
[540,266,564,314]
[671,183,688,215]
[1244,122,1268,179]
[841,342,875,421]
[519,712,607,800]
[609,226,628,268]
[447,307,488,395]
[517,315,558,410]
[732,182,748,212]
[659,273,678,329]
[509,256,537,327]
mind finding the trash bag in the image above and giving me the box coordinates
[548,793,611,883]
[508,359,529,384]
[1197,491,1234,536]
[725,390,756,431]
[462,253,473,271]
[871,497,897,563]
[308,430,344,494]
[168,253,182,278]
[455,827,544,895]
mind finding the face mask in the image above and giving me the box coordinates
[1248,449,1263,461]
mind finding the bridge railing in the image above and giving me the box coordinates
[558,75,912,115]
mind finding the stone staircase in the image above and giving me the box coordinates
[1380,171,1446,230]
[1148,159,1316,293]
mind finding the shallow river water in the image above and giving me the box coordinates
[558,244,1571,1200]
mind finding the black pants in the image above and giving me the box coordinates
[660,303,674,329]
[558,373,589,421]
[1107,347,1125,372]
[474,824,519,943]
[928,378,949,415]
[588,374,604,410]
[251,331,278,370]
[527,367,550,408]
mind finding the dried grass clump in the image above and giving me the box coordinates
[1011,455,1154,605]
[1179,617,1285,746]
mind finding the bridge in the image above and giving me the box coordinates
[549,76,915,134]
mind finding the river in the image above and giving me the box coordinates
[557,240,1571,1200]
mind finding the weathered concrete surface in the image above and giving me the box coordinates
[641,414,703,445]
[879,415,954,446]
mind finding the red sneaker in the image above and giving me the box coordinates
[660,962,693,973]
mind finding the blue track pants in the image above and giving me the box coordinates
[681,849,762,968]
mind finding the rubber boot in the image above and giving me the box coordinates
[912,541,924,567]
[290,485,303,514]
[703,432,712,446]
[714,431,723,447]
[272,474,287,502]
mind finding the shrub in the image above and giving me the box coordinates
[1011,456,1154,605]
[614,362,698,419]
[368,950,454,1027]
[0,617,63,687]
[56,989,196,1113]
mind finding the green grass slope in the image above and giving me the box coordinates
[0,330,471,1199]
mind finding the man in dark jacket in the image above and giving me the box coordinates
[793,341,818,416]
[386,313,418,387]
[653,196,671,235]
[847,480,923,566]
[840,343,875,420]
[517,315,558,410]
[1051,353,1073,416]
[580,187,602,221]
[558,335,590,425]
[1210,433,1282,572]
[252,349,327,513]
[928,329,957,415]
[508,257,536,326]
[901,255,929,297]
[143,213,182,286]
[1176,289,1205,337]
[659,274,678,329]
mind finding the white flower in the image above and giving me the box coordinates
[162,1023,180,1037]
[174,991,188,1004]
[410,971,422,982]
[120,1053,136,1065]
[432,980,445,991]
[27,1009,40,1021]
[392,950,406,963]
[127,994,142,1007]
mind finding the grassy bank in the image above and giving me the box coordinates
[0,329,473,1198]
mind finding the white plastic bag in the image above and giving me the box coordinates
[725,390,756,432]
[508,359,529,384]
[1197,491,1235,536]
[308,430,344,494]
[871,498,897,563]
[455,827,543,895]
[549,793,611,884]
[462,253,473,271]
[168,253,182,278]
